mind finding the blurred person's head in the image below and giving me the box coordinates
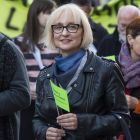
[22,0,57,52]
[43,3,93,56]
[71,0,92,15]
[27,0,57,34]
[117,5,140,42]
[126,16,140,62]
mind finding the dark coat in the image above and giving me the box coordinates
[129,87,140,140]
[89,17,108,49]
[97,27,122,57]
[0,33,31,140]
[33,51,130,140]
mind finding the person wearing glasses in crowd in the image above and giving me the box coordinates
[32,4,130,140]
[71,0,108,54]
[12,0,59,140]
[97,5,140,57]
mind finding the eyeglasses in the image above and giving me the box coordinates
[51,24,82,34]
[118,23,127,28]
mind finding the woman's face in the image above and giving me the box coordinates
[53,12,84,57]
[38,7,55,29]
[130,35,140,62]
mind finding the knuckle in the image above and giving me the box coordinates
[56,133,59,137]
[72,122,75,126]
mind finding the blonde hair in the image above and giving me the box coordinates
[43,3,93,49]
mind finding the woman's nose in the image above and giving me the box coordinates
[61,28,69,35]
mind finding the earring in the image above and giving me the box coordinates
[129,45,133,49]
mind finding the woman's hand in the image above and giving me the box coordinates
[30,85,37,100]
[46,127,65,140]
[126,95,139,109]
[57,113,78,130]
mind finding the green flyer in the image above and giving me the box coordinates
[50,80,70,112]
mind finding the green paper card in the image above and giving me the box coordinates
[105,55,116,61]
[50,80,70,112]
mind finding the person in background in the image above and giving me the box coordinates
[97,5,140,57]
[12,0,60,140]
[0,33,30,140]
[1,32,11,40]
[117,16,140,140]
[99,0,110,6]
[32,4,130,140]
[71,0,108,53]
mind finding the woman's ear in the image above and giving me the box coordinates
[127,34,133,45]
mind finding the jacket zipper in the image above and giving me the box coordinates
[86,74,93,113]
[40,88,44,107]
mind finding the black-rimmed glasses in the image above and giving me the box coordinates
[118,23,127,28]
[51,24,82,34]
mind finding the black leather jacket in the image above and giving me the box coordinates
[33,51,130,140]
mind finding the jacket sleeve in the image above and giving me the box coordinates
[33,108,49,140]
[76,62,130,139]
[0,40,31,116]
[32,75,49,140]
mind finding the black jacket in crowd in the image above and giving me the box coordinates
[0,33,31,140]
[89,17,108,49]
[97,27,122,57]
[33,50,130,140]
[129,87,140,140]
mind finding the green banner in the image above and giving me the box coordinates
[0,0,140,38]
[50,80,70,112]
[0,0,30,38]
[90,0,140,34]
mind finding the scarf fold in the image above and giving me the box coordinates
[118,43,140,89]
[55,49,85,74]
[54,49,85,89]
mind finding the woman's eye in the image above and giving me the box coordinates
[70,25,76,28]
[56,26,62,29]
[69,24,77,29]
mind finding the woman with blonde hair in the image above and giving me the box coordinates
[33,4,130,140]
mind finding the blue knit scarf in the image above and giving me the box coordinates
[54,49,85,89]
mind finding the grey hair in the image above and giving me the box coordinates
[117,5,140,20]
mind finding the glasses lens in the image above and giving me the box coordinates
[121,24,126,28]
[67,24,78,33]
[53,25,63,33]
[119,24,127,28]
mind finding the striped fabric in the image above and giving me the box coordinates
[12,36,60,90]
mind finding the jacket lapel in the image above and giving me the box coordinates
[68,51,96,106]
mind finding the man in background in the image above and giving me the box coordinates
[97,5,140,57]
[71,0,108,53]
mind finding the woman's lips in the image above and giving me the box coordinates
[61,39,72,43]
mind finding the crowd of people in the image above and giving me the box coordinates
[0,0,140,140]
